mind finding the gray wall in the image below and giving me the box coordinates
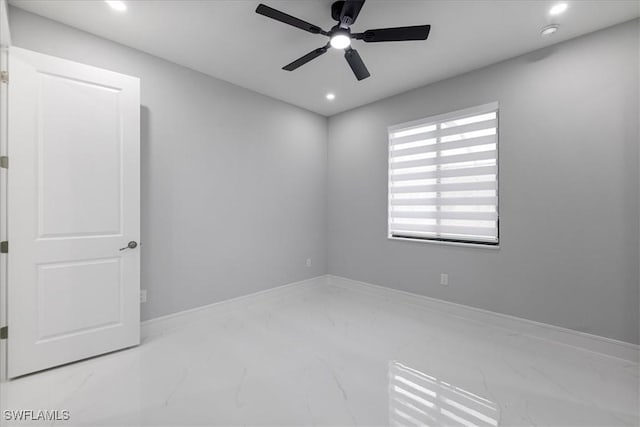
[8,7,328,321]
[327,20,640,344]
[8,7,640,344]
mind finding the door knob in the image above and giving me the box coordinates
[119,241,138,251]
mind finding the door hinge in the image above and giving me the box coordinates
[0,326,7,340]
[0,156,7,169]
[0,71,7,84]
[0,241,7,254]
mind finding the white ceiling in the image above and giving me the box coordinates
[9,0,640,116]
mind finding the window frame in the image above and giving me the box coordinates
[387,102,500,248]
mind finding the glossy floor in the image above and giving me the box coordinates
[1,281,638,426]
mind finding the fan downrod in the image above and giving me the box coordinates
[331,1,346,22]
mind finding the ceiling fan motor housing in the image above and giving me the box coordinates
[330,25,351,38]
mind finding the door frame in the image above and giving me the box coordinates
[0,0,11,383]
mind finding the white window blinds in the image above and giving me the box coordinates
[388,103,499,245]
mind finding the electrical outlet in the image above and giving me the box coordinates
[306,258,312,267]
[440,273,449,286]
[140,289,147,303]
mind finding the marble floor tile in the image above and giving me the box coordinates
[1,282,638,426]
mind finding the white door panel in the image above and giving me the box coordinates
[8,47,140,378]
[37,258,122,340]
[38,72,123,238]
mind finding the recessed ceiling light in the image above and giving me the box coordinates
[549,3,568,15]
[105,1,127,12]
[326,93,336,101]
[541,24,559,36]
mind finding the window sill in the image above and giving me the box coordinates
[388,235,500,250]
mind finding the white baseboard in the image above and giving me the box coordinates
[139,274,639,363]
[328,275,639,363]
[141,275,326,339]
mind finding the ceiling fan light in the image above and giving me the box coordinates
[330,34,351,49]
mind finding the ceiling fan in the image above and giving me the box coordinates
[255,0,431,81]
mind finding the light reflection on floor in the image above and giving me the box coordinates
[389,361,499,427]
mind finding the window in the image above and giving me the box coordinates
[388,102,499,246]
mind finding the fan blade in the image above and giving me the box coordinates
[256,4,326,35]
[283,45,329,71]
[354,25,431,42]
[340,0,366,26]
[344,47,370,81]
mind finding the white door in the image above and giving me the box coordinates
[7,47,140,378]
